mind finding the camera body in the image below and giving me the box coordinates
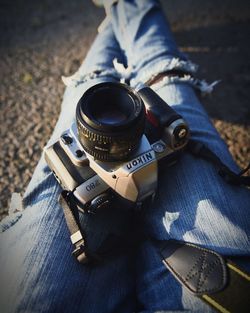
[44,83,189,213]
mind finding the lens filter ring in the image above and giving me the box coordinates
[76,82,145,161]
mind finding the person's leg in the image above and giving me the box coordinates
[0,24,136,313]
[105,1,250,312]
[105,0,197,88]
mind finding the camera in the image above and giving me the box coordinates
[44,82,189,213]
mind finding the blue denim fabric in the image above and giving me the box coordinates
[1,1,250,312]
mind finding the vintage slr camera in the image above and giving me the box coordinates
[44,82,189,213]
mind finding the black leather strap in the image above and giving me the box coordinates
[59,191,89,264]
[158,240,250,313]
[158,240,228,295]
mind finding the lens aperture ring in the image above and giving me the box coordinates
[76,112,145,161]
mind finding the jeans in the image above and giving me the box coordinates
[1,1,250,312]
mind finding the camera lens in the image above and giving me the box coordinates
[91,100,129,125]
[76,82,145,161]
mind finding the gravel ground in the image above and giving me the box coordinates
[0,0,250,219]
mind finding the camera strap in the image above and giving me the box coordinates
[59,190,135,264]
[58,141,250,312]
[59,191,250,313]
[59,140,250,254]
[59,190,90,264]
[157,239,250,313]
[187,139,250,186]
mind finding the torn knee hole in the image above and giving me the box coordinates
[146,70,193,86]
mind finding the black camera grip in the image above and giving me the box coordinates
[138,87,182,127]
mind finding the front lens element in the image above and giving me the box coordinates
[94,109,127,125]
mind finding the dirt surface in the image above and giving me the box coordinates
[0,0,250,219]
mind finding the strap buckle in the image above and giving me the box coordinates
[71,231,88,263]
[72,243,88,264]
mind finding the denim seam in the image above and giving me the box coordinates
[0,212,23,233]
[0,173,59,233]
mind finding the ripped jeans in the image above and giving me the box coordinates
[1,1,250,312]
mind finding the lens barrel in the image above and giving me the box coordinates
[76,82,145,161]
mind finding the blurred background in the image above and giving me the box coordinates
[0,0,250,219]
